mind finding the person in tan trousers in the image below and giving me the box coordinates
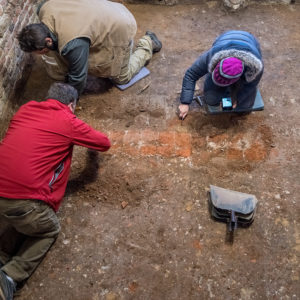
[17,0,162,94]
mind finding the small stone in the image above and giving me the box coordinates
[274,194,281,200]
[269,97,275,105]
[290,98,295,104]
[121,201,128,209]
[185,202,193,211]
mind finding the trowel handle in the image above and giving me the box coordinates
[228,210,238,232]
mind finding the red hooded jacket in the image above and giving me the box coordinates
[0,99,110,211]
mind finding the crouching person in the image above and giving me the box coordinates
[178,30,263,119]
[0,83,110,300]
[17,0,162,95]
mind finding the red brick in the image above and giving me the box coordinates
[226,148,243,160]
[244,142,267,162]
[157,145,174,157]
[140,129,158,143]
[192,240,202,250]
[140,145,157,156]
[175,132,191,148]
[175,147,192,157]
[158,131,174,145]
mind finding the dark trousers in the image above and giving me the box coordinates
[0,198,60,283]
[203,73,262,109]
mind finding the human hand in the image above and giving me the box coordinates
[232,100,237,109]
[178,104,189,120]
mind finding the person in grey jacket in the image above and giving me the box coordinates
[178,30,263,119]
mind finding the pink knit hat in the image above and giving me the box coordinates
[212,57,244,87]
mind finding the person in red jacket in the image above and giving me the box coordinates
[0,83,110,300]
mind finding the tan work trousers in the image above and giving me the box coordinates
[111,35,152,84]
[41,35,153,85]
[0,198,60,283]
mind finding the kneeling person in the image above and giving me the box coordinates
[17,0,162,95]
[0,83,110,299]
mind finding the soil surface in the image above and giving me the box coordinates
[4,2,300,300]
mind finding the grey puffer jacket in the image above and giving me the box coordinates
[180,30,263,108]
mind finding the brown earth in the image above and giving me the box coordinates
[3,2,300,300]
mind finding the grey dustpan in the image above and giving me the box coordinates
[208,185,258,242]
[210,185,257,215]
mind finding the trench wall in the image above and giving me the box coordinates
[0,0,38,136]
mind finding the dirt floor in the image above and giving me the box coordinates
[3,2,299,300]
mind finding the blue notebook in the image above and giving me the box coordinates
[116,67,150,90]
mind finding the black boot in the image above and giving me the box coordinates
[145,31,162,53]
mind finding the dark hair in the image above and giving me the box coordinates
[46,83,78,106]
[17,23,51,52]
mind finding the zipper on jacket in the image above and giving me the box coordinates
[49,162,64,192]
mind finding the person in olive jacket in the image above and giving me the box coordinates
[17,0,162,94]
[178,30,263,119]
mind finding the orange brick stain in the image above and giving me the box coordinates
[107,129,269,162]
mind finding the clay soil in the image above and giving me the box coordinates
[3,2,300,300]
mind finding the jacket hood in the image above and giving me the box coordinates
[208,49,263,82]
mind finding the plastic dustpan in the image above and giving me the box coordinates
[208,185,258,242]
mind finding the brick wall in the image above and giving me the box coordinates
[0,0,38,136]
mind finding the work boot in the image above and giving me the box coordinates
[145,31,162,53]
[0,270,16,300]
